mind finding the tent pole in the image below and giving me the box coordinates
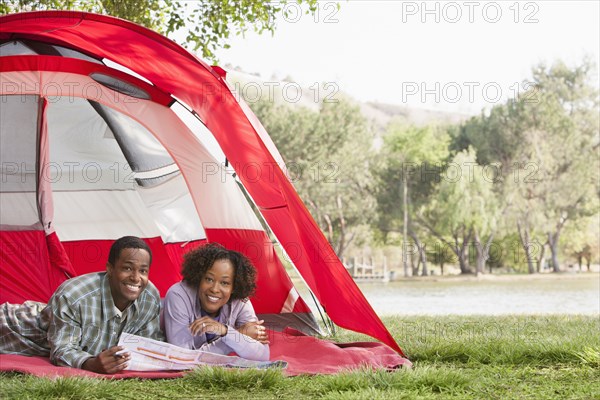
[308,290,336,336]
[232,179,335,336]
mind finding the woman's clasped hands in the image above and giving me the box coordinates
[189,317,270,344]
[189,316,228,337]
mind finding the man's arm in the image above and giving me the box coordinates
[48,294,132,373]
[47,294,95,369]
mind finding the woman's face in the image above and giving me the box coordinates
[198,259,235,317]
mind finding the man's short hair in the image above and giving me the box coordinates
[108,236,152,265]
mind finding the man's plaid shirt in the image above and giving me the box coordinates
[0,272,163,368]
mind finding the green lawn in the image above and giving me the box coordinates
[1,315,598,399]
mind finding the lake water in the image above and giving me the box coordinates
[297,273,600,316]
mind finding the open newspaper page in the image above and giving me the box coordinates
[118,333,286,371]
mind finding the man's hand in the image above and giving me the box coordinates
[189,316,228,337]
[81,346,130,374]
[239,320,270,344]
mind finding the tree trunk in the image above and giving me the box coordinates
[411,254,419,276]
[457,251,469,274]
[410,230,428,276]
[335,195,347,258]
[323,213,334,247]
[484,233,494,274]
[586,246,591,271]
[307,196,354,260]
[473,230,495,276]
[455,225,473,274]
[536,242,546,273]
[402,178,409,277]
[416,215,472,274]
[517,221,537,274]
[546,215,567,273]
[547,231,562,272]
[420,244,428,276]
[473,230,484,275]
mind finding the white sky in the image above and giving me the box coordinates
[212,0,600,115]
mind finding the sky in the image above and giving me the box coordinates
[212,0,600,115]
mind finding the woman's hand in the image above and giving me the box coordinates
[238,320,270,344]
[189,316,227,337]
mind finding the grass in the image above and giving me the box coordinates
[1,315,598,399]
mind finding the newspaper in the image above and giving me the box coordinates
[117,333,286,371]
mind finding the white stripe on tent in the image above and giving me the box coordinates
[280,288,300,313]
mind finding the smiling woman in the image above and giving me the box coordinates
[161,243,270,361]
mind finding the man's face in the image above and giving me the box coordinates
[106,247,151,311]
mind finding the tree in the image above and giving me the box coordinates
[528,60,599,272]
[504,59,599,272]
[562,215,600,272]
[418,148,499,274]
[506,179,547,273]
[0,0,318,60]
[374,122,450,276]
[451,98,529,171]
[453,59,599,273]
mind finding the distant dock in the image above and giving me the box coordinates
[344,256,390,283]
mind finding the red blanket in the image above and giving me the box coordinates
[0,329,411,378]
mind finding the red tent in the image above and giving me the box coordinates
[0,11,404,355]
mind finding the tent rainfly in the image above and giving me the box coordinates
[0,11,404,355]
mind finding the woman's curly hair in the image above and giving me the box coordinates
[181,243,257,301]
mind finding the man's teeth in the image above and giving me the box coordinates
[125,284,140,290]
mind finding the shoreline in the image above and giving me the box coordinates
[290,271,599,285]
[387,271,600,283]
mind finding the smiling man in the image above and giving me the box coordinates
[0,236,164,374]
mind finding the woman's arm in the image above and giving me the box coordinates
[215,326,270,361]
[192,320,270,361]
[188,300,270,361]
[221,300,269,360]
[162,287,197,349]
